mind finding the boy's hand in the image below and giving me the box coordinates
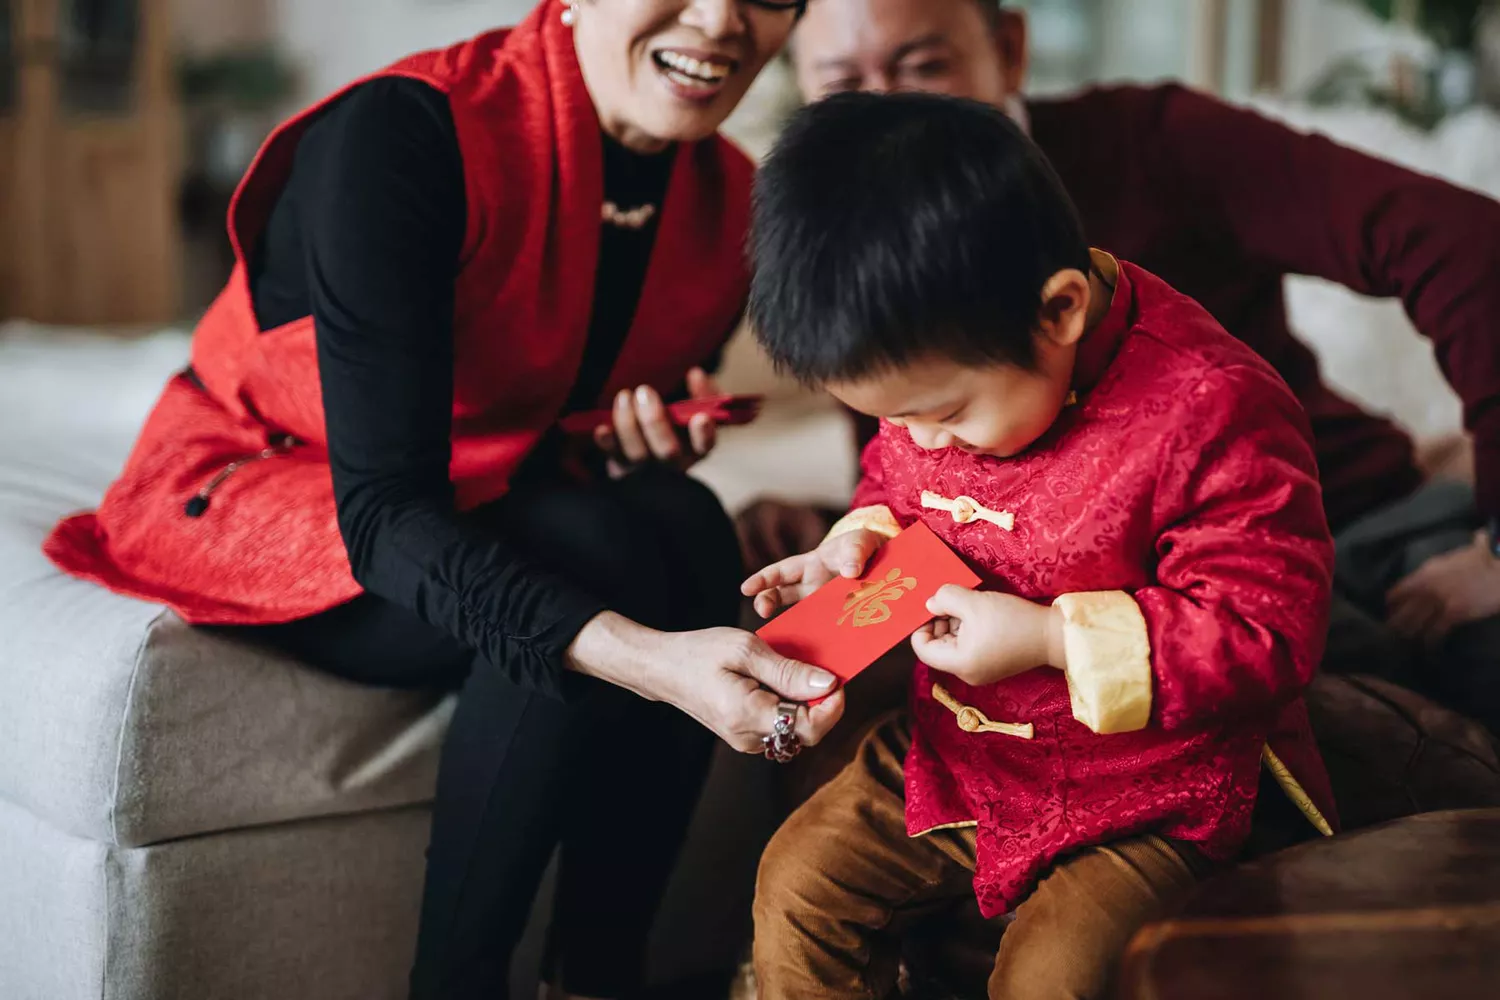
[912,586,1064,686]
[741,528,889,619]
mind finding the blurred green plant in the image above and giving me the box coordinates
[1355,0,1484,49]
[1304,1,1496,128]
[177,49,297,112]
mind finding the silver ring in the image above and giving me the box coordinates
[762,701,803,763]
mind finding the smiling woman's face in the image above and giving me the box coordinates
[572,0,802,152]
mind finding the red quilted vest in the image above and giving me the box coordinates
[44,0,752,624]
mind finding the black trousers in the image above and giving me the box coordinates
[233,468,743,999]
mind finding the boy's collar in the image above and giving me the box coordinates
[1070,250,1133,397]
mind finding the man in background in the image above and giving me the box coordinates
[740,0,1500,732]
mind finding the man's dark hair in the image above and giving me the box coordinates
[748,90,1089,384]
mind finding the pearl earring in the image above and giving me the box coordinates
[561,2,579,26]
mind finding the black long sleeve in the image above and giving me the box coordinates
[248,78,674,696]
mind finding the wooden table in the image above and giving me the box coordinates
[1118,809,1500,999]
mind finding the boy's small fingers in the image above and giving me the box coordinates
[916,641,962,674]
[753,559,802,592]
[925,584,974,618]
[829,532,873,577]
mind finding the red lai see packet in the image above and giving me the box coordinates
[558,393,763,437]
[757,522,981,696]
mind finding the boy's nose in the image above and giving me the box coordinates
[908,424,952,451]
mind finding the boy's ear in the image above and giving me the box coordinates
[1035,268,1090,349]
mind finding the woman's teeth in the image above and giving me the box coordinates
[654,51,733,89]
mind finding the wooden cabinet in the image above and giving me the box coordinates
[1,0,182,325]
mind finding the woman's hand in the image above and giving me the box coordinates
[741,528,890,619]
[911,585,1064,687]
[593,368,720,478]
[565,612,846,753]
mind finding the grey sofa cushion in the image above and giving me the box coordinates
[0,795,429,1000]
[0,326,449,847]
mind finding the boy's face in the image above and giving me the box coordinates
[824,265,1097,459]
[827,346,1076,459]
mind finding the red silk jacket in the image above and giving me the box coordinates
[845,261,1338,918]
[44,0,752,624]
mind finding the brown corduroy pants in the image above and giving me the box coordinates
[753,714,1216,1000]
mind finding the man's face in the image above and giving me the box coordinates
[791,0,1027,105]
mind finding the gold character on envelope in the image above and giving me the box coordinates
[838,568,919,628]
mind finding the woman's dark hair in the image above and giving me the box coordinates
[748,91,1089,384]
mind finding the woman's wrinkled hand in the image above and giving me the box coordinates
[593,367,720,478]
[566,613,846,754]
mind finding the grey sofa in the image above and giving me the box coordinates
[0,328,773,1000]
[0,350,447,997]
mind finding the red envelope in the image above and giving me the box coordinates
[757,522,981,698]
[558,394,763,437]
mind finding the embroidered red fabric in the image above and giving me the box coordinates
[856,261,1339,917]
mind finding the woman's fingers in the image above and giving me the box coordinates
[602,382,717,474]
[664,629,844,755]
[799,690,845,747]
[738,637,837,701]
[687,366,721,400]
[593,424,617,457]
[634,386,683,461]
[612,389,650,464]
[687,412,716,458]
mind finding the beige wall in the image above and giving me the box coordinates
[172,0,272,53]
[274,0,534,103]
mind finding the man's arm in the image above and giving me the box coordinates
[1148,85,1500,516]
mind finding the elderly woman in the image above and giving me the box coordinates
[44,2,841,997]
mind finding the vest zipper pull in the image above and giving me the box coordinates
[183,437,296,518]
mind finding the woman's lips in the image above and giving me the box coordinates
[652,48,737,103]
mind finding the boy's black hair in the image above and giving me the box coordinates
[748,91,1090,384]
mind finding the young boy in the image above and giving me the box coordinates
[743,92,1339,999]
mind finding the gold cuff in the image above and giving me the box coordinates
[1054,591,1153,734]
[824,504,902,543]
